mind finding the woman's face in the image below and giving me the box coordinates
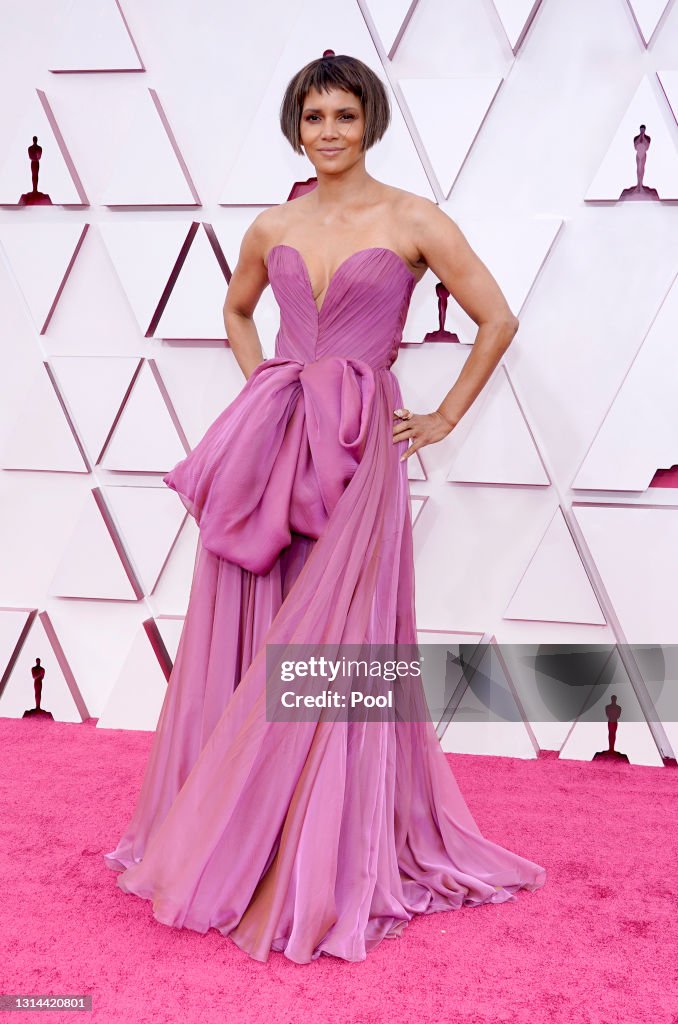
[299,86,365,171]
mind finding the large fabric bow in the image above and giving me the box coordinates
[163,356,377,575]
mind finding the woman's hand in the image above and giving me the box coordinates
[392,408,455,462]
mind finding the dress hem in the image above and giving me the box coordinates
[103,848,546,965]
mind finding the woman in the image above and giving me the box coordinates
[103,53,546,964]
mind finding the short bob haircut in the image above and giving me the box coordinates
[279,53,391,155]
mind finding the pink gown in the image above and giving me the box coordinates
[103,243,546,963]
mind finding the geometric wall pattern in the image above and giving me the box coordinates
[1,0,677,768]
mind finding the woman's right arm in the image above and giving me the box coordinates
[223,214,272,380]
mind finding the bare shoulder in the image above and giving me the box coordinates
[386,187,486,280]
[385,190,519,328]
[377,185,449,268]
[391,189,463,255]
[379,183,425,222]
[224,207,287,316]
[239,207,283,263]
[245,198,315,262]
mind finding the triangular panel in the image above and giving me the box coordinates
[504,507,606,624]
[99,220,193,334]
[97,622,168,730]
[0,89,87,205]
[445,367,550,486]
[574,504,678,643]
[625,0,672,47]
[0,611,87,722]
[364,0,419,59]
[573,274,678,491]
[99,360,187,472]
[100,89,200,206]
[50,356,141,465]
[49,490,139,600]
[153,226,229,339]
[48,0,144,72]
[104,484,186,594]
[1,364,88,472]
[0,223,87,333]
[491,0,545,54]
[399,77,503,198]
[586,76,678,201]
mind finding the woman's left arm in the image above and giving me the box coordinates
[393,198,519,461]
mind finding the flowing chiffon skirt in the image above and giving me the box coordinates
[103,359,546,964]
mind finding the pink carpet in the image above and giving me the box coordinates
[1,716,675,1024]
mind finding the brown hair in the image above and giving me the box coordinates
[279,53,391,155]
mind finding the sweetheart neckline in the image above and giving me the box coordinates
[267,243,416,317]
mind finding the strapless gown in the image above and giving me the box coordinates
[103,243,547,964]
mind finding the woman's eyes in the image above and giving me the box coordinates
[305,114,355,122]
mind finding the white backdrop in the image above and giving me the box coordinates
[0,0,676,766]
